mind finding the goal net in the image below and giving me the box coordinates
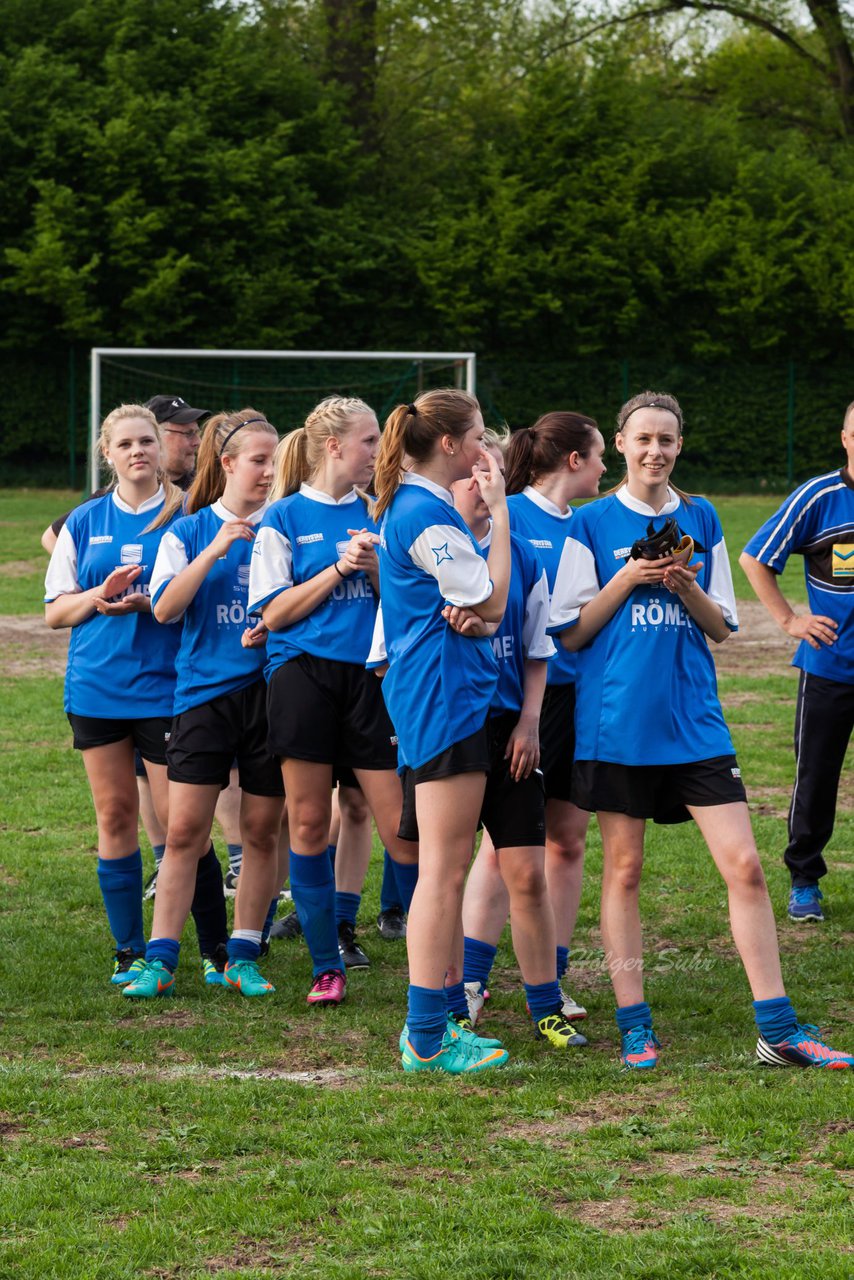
[88,347,477,491]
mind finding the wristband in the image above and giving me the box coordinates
[334,561,346,579]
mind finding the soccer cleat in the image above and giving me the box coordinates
[224,870,239,898]
[535,1008,589,1049]
[269,911,302,941]
[306,969,346,1006]
[448,1014,504,1051]
[142,869,158,902]
[201,942,229,986]
[757,1024,853,1069]
[620,1025,661,1070]
[111,949,146,986]
[224,959,275,997]
[559,984,588,1022]
[279,887,293,902]
[122,959,176,999]
[376,907,407,941]
[787,884,824,922]
[338,921,370,969]
[401,1027,509,1074]
[464,981,486,1026]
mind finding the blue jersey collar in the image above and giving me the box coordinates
[615,485,680,517]
[522,485,572,519]
[212,498,269,525]
[299,482,359,506]
[111,484,164,515]
[403,472,453,504]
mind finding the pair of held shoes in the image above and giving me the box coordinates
[619,1024,854,1071]
[116,956,275,999]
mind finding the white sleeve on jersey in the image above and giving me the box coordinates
[44,523,80,601]
[708,537,739,629]
[549,537,599,631]
[367,602,387,667]
[407,523,492,608]
[149,531,190,618]
[522,568,557,659]
[248,525,293,613]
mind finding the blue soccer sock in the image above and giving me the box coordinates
[445,980,469,1020]
[146,936,180,971]
[228,930,262,963]
[391,859,418,913]
[463,936,497,989]
[380,850,402,913]
[407,985,448,1059]
[556,945,570,982]
[615,1001,653,1033]
[226,843,243,876]
[289,849,342,976]
[525,979,563,1023]
[97,850,145,954]
[152,843,166,869]
[262,896,279,941]
[336,891,360,929]
[753,996,798,1043]
[190,844,229,958]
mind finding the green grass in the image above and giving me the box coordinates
[1,493,850,1279]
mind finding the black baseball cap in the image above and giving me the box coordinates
[145,395,210,425]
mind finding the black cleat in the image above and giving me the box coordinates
[376,907,407,941]
[269,911,303,941]
[338,921,370,969]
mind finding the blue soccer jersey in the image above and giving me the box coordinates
[743,468,854,685]
[377,474,500,769]
[507,488,578,685]
[150,500,269,715]
[44,488,181,718]
[248,485,380,672]
[549,487,738,766]
[478,528,555,714]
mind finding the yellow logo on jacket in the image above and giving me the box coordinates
[832,543,854,578]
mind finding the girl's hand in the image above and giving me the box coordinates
[620,555,672,587]
[241,621,268,649]
[94,591,150,616]
[340,528,379,576]
[662,560,703,596]
[99,564,142,600]
[506,715,540,781]
[473,449,507,513]
[442,604,499,637]
[783,611,838,650]
[209,520,256,559]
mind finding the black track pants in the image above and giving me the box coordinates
[784,671,854,886]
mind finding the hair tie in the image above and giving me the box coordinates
[527,426,536,437]
[406,403,417,416]
[218,416,267,456]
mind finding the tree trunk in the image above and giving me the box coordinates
[323,0,378,144]
[805,0,854,134]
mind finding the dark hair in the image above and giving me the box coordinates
[373,388,481,518]
[504,411,599,494]
[612,390,692,503]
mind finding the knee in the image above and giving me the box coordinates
[546,833,585,865]
[338,787,370,826]
[290,803,330,854]
[605,852,643,893]
[724,849,768,893]
[506,860,547,904]
[166,819,208,860]
[240,816,279,860]
[96,795,136,843]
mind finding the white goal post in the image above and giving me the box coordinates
[88,347,477,492]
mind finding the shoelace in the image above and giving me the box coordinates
[622,1026,659,1055]
[313,970,342,992]
[791,886,823,905]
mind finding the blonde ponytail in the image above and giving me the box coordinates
[372,406,410,520]
[270,428,311,502]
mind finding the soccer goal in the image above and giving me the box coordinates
[88,347,477,491]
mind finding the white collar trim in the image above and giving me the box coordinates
[212,499,269,525]
[300,482,359,506]
[616,485,681,517]
[522,485,572,519]
[112,484,164,516]
[403,472,453,504]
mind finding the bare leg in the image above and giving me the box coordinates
[81,740,140,857]
[151,782,219,941]
[597,812,647,1008]
[353,768,419,866]
[462,831,510,948]
[545,798,589,950]
[215,768,242,847]
[497,844,555,985]
[233,793,283,933]
[333,784,372,895]
[137,773,166,850]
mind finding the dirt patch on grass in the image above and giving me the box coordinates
[0,1115,27,1139]
[59,1132,111,1151]
[0,615,68,678]
[494,1086,686,1145]
[1,560,42,578]
[712,602,799,678]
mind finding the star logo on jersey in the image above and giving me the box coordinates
[431,542,453,566]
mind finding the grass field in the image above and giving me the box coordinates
[0,491,850,1280]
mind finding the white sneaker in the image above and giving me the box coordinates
[559,984,587,1022]
[465,981,486,1026]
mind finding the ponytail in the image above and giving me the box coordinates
[505,411,599,494]
[270,428,311,502]
[373,388,482,520]
[372,406,410,520]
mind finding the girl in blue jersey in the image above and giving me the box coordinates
[249,397,418,1008]
[123,409,284,1000]
[372,389,512,1075]
[550,390,853,1071]
[462,414,606,1026]
[44,405,185,984]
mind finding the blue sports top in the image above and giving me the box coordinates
[44,487,181,718]
[549,487,738,766]
[507,488,577,685]
[248,484,380,672]
[150,500,269,715]
[743,468,854,685]
[478,527,555,714]
[376,473,500,770]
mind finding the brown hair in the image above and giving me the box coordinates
[504,411,600,494]
[183,407,278,516]
[612,390,692,503]
[98,403,185,531]
[373,388,481,519]
[270,395,376,502]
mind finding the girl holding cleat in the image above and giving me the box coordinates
[372,389,512,1074]
[248,397,418,1008]
[123,408,284,1000]
[462,413,606,1025]
[549,390,854,1071]
[44,405,185,985]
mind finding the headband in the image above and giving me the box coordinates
[218,416,268,455]
[620,401,681,430]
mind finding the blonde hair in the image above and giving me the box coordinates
[482,425,509,454]
[270,395,377,502]
[373,389,481,519]
[184,408,278,516]
[98,404,185,531]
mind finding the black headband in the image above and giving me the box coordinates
[218,416,268,455]
[620,402,681,429]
